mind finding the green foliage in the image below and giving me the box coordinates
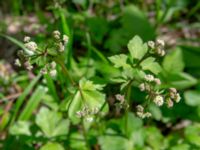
[1,1,200,149]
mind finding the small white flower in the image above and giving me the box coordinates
[147,41,155,49]
[160,50,165,56]
[85,116,93,122]
[58,42,65,52]
[145,74,154,82]
[154,78,161,85]
[136,105,144,112]
[169,88,177,93]
[50,69,57,77]
[144,112,152,118]
[136,112,145,119]
[174,93,181,103]
[14,59,21,67]
[153,95,164,106]
[24,61,33,70]
[50,61,56,69]
[156,39,165,47]
[166,98,173,108]
[139,83,145,91]
[115,94,125,103]
[25,41,37,51]
[24,36,31,43]
[53,30,60,40]
[63,35,69,45]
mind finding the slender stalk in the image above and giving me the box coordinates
[124,79,134,137]
[54,57,75,86]
[81,118,90,150]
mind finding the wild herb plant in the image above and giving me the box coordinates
[10,30,182,149]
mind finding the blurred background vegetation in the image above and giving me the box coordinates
[0,0,200,150]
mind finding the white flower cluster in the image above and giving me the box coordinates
[138,74,181,109]
[136,105,152,119]
[147,39,165,56]
[115,94,129,109]
[139,74,161,92]
[40,61,57,77]
[24,36,38,52]
[53,30,69,52]
[76,106,99,122]
[153,95,164,106]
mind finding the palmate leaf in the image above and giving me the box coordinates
[127,35,148,60]
[36,107,69,138]
[108,54,130,69]
[67,78,108,123]
[140,57,162,75]
[40,142,65,150]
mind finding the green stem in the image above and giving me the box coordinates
[54,57,75,86]
[81,118,90,150]
[124,79,134,137]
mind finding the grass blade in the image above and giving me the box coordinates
[18,86,46,121]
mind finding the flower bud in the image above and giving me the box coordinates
[174,93,181,103]
[153,95,164,106]
[166,98,173,108]
[14,59,21,67]
[144,112,152,118]
[147,41,155,49]
[25,41,37,51]
[154,78,161,85]
[53,30,61,40]
[63,35,69,45]
[50,69,57,77]
[24,61,33,70]
[139,83,145,91]
[24,36,31,43]
[145,74,154,82]
[50,61,56,69]
[156,39,165,47]
[136,105,144,112]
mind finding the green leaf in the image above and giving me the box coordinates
[140,57,162,74]
[162,48,184,73]
[127,35,148,60]
[36,107,69,138]
[108,54,130,68]
[11,74,42,124]
[166,72,197,89]
[98,130,131,150]
[67,78,108,123]
[105,5,155,52]
[9,121,31,136]
[185,124,200,146]
[40,142,65,150]
[19,86,46,121]
[184,90,200,106]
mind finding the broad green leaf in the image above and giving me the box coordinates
[184,90,200,106]
[67,78,108,123]
[40,142,65,150]
[98,130,131,150]
[163,48,184,73]
[185,124,200,146]
[140,57,162,74]
[9,121,31,136]
[145,127,165,149]
[36,107,69,138]
[105,5,155,52]
[108,54,130,68]
[166,72,197,89]
[19,86,46,121]
[127,35,147,60]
